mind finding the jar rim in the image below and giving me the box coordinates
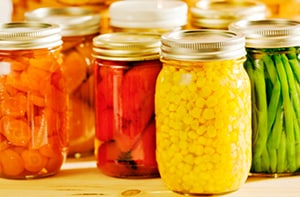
[229,18,300,48]
[161,29,246,61]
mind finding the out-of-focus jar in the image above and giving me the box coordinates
[0,22,68,179]
[93,32,162,178]
[25,7,100,158]
[190,0,267,29]
[155,29,251,195]
[229,18,300,176]
[109,0,188,34]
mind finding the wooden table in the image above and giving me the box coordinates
[0,156,300,197]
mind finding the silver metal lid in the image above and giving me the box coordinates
[191,0,267,29]
[161,29,246,61]
[0,22,62,50]
[229,18,300,48]
[25,7,101,36]
[92,32,161,61]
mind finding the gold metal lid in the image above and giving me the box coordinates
[161,29,246,61]
[191,0,267,29]
[229,18,300,48]
[92,32,161,61]
[0,22,62,50]
[25,7,101,36]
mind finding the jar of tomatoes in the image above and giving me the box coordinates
[93,32,162,178]
[25,7,101,158]
[0,22,68,179]
[155,29,251,195]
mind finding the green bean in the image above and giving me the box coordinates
[277,131,287,173]
[252,59,268,163]
[267,103,283,150]
[275,54,296,171]
[288,58,300,88]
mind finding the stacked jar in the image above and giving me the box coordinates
[108,0,188,34]
[229,18,300,176]
[0,22,68,179]
[190,0,267,29]
[25,7,101,158]
[155,29,252,195]
[93,32,162,178]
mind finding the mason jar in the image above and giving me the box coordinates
[93,32,162,178]
[190,0,267,29]
[109,0,188,34]
[155,29,251,195]
[25,7,101,157]
[0,22,68,179]
[229,18,300,176]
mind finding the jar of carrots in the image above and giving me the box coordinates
[25,7,101,157]
[155,29,251,195]
[0,22,68,179]
[93,32,161,178]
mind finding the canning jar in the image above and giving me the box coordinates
[93,32,161,178]
[109,0,188,34]
[229,18,300,176]
[0,22,68,179]
[155,29,251,195]
[190,0,267,29]
[26,7,101,157]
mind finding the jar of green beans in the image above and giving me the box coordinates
[229,18,300,176]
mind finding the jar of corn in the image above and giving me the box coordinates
[93,32,162,178]
[155,29,252,195]
[0,22,68,179]
[25,7,101,158]
[229,18,300,176]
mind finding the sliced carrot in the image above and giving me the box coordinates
[45,154,64,173]
[29,55,60,72]
[0,134,9,151]
[1,116,31,147]
[23,65,50,94]
[0,149,24,177]
[29,115,48,149]
[0,92,27,117]
[39,135,63,158]
[21,149,48,173]
[62,49,87,94]
[28,93,45,107]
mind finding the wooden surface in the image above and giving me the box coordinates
[0,156,300,197]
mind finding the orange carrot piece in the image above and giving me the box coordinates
[0,149,24,176]
[21,149,48,173]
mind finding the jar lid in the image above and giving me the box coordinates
[229,18,300,48]
[109,0,188,29]
[92,32,161,61]
[25,7,101,36]
[0,22,62,50]
[161,29,246,61]
[191,0,267,29]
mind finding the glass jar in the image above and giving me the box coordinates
[229,18,300,176]
[93,32,162,178]
[155,29,251,195]
[0,22,68,179]
[25,7,101,158]
[109,0,188,34]
[190,0,267,29]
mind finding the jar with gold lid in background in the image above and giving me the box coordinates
[190,0,268,29]
[0,22,68,179]
[155,29,251,195]
[93,32,162,178]
[108,0,188,34]
[25,7,101,158]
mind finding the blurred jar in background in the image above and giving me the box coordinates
[0,0,12,22]
[11,0,113,33]
[190,0,268,29]
[109,0,188,34]
[26,7,101,158]
[259,0,300,18]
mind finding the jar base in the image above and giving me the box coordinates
[173,189,238,196]
[249,171,300,178]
